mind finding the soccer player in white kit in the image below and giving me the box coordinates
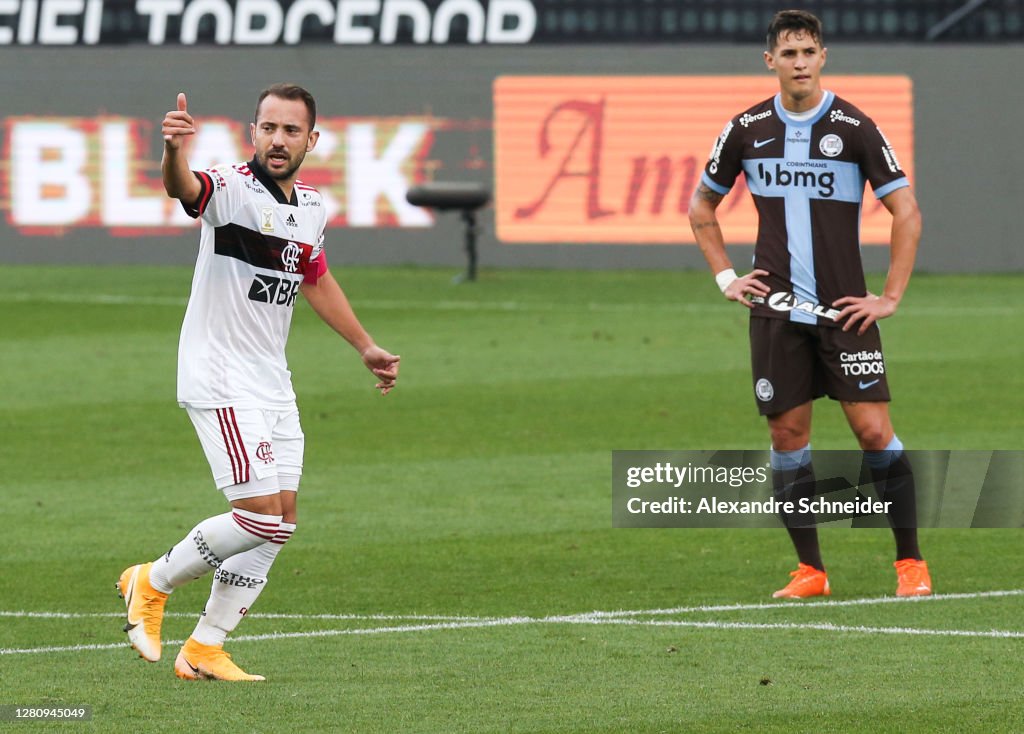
[117,84,400,681]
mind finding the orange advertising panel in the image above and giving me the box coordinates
[494,76,913,245]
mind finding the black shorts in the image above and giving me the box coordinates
[749,316,891,416]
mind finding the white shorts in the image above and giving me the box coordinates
[186,405,304,499]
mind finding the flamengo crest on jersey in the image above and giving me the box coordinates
[176,157,328,409]
[701,91,910,327]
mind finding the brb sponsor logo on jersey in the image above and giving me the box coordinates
[249,274,300,306]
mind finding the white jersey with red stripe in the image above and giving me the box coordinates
[176,157,327,409]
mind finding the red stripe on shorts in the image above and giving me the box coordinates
[216,408,241,485]
[227,407,250,484]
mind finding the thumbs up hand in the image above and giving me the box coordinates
[162,92,195,149]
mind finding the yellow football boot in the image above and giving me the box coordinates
[117,562,168,662]
[174,638,266,682]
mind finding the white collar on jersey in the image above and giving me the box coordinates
[780,90,831,122]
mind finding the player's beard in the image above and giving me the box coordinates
[258,147,306,181]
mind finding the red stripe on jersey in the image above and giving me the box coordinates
[181,171,214,220]
[232,513,278,540]
[227,408,250,484]
[216,408,241,485]
[195,171,214,215]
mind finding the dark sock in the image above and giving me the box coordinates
[771,447,824,571]
[785,527,824,572]
[865,445,922,561]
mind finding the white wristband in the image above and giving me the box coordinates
[715,268,738,294]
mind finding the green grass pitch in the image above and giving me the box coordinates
[1,265,1022,733]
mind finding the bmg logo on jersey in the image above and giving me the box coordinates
[756,161,835,197]
[248,274,300,307]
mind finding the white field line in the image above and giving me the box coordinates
[2,589,1022,656]
[1,292,1020,318]
[5,589,1018,624]
[578,588,1024,619]
[570,618,1024,639]
[0,617,537,656]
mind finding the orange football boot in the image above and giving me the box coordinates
[895,559,932,597]
[772,563,831,599]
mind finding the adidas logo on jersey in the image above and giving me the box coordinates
[285,213,298,227]
[756,162,835,198]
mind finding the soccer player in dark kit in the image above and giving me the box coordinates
[688,10,931,599]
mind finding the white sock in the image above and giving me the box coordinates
[191,523,296,646]
[149,510,282,594]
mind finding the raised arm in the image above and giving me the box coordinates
[300,269,400,395]
[161,92,201,205]
[688,182,769,307]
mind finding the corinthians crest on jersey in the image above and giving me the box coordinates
[176,157,328,410]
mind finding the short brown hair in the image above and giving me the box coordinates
[766,10,824,51]
[255,83,317,130]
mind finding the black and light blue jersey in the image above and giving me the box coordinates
[702,91,909,327]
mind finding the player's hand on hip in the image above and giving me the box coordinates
[724,268,771,309]
[833,292,897,335]
[360,346,400,395]
[162,92,195,149]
